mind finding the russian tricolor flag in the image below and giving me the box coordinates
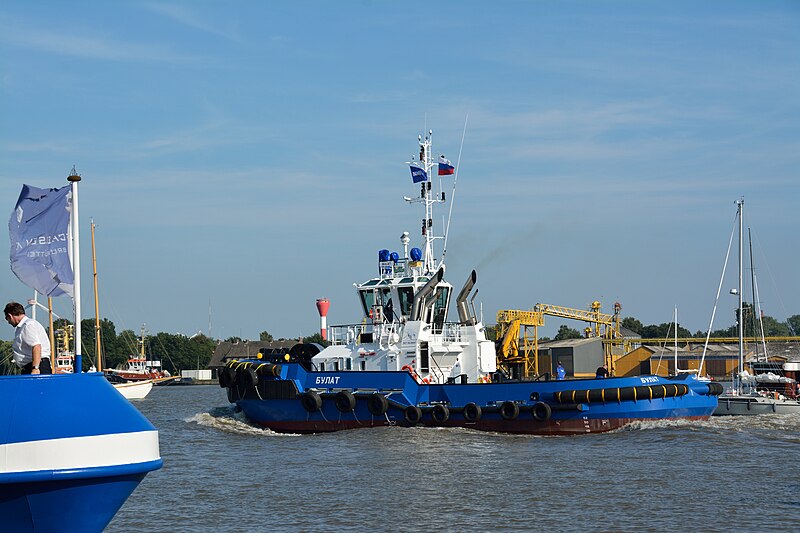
[438,155,455,175]
[410,163,428,183]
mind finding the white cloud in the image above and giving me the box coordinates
[1,22,193,63]
[143,2,241,42]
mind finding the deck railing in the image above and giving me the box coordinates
[328,321,467,346]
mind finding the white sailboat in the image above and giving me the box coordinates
[112,379,154,400]
[707,199,800,415]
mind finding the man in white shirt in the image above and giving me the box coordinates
[4,301,52,375]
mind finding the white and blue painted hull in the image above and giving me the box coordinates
[0,373,162,533]
[222,361,723,435]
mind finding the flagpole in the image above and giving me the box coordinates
[68,169,82,373]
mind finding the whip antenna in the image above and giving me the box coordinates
[441,115,468,262]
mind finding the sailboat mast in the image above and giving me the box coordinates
[674,307,678,372]
[68,169,82,373]
[737,198,744,376]
[92,220,102,371]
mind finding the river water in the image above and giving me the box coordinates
[107,385,800,532]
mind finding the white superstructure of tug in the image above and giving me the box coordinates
[312,131,497,384]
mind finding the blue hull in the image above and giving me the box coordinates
[0,373,163,532]
[0,472,146,533]
[223,362,722,435]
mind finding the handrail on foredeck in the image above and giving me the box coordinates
[432,322,464,344]
[378,322,401,349]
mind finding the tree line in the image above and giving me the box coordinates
[1,318,217,375]
[0,321,325,376]
[2,310,797,375]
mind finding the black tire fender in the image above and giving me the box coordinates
[236,367,259,389]
[532,401,552,421]
[256,363,281,377]
[463,402,482,422]
[367,393,389,416]
[404,405,422,424]
[500,401,519,420]
[219,366,237,388]
[431,404,450,423]
[300,391,322,413]
[334,390,356,413]
[218,367,231,388]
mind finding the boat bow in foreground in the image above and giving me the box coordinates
[0,372,162,532]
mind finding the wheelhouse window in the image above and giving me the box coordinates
[430,286,450,330]
[378,288,394,321]
[359,289,375,317]
[398,286,414,317]
[378,288,392,306]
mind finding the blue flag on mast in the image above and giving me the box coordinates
[410,162,428,183]
[9,184,74,297]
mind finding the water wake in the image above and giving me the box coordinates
[620,412,800,437]
[185,406,300,436]
[620,418,705,432]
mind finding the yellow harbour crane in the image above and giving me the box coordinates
[495,301,623,378]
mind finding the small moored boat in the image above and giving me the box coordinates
[113,379,155,400]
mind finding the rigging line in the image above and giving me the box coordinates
[751,228,796,336]
[654,318,673,375]
[104,299,139,355]
[441,114,469,263]
[752,264,768,360]
[698,208,739,376]
[1,351,14,375]
[748,227,769,360]
[150,333,179,373]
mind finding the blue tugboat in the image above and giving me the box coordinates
[221,130,722,435]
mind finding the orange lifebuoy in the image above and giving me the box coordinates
[401,364,420,382]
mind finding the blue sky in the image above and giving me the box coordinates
[2,1,798,344]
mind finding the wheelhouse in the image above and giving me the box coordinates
[357,269,452,329]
